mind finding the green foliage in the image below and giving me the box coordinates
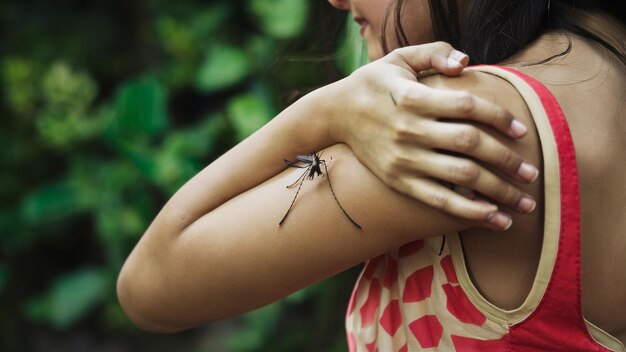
[196,43,251,93]
[247,0,309,39]
[1,0,364,350]
[110,77,168,139]
[26,268,108,330]
[227,90,275,141]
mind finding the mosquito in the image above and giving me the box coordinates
[279,152,361,229]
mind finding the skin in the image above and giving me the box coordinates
[117,0,625,345]
[331,0,626,344]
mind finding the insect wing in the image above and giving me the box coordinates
[284,159,307,169]
[296,155,315,163]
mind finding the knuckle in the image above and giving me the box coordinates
[395,87,418,108]
[393,119,426,143]
[496,149,520,172]
[426,191,450,212]
[432,41,451,52]
[385,170,401,188]
[389,48,408,63]
[456,93,476,114]
[495,107,511,125]
[393,120,412,142]
[389,150,409,171]
[465,206,490,221]
[495,185,520,205]
[387,50,401,62]
[454,127,480,152]
[452,161,480,185]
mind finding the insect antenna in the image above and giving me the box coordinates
[322,161,362,229]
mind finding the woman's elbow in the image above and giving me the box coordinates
[116,261,188,333]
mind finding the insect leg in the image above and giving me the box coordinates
[279,169,308,226]
[286,165,311,189]
[322,162,362,229]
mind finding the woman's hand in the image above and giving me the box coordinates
[324,42,538,228]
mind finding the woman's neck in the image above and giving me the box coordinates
[500,11,625,68]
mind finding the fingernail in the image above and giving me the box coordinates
[518,196,536,213]
[447,50,467,67]
[508,119,528,137]
[517,162,539,182]
[486,212,513,230]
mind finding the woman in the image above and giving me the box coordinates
[117,0,626,350]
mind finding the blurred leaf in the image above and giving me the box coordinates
[109,77,168,139]
[1,57,38,117]
[227,91,274,141]
[162,115,220,158]
[245,35,277,70]
[113,136,197,194]
[95,204,147,265]
[196,44,250,93]
[68,158,141,212]
[96,206,145,243]
[113,141,158,183]
[156,16,195,58]
[25,267,107,330]
[21,178,90,223]
[41,62,98,113]
[247,0,309,39]
[153,149,200,194]
[36,109,106,149]
[189,4,233,39]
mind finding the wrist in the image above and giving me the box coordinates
[309,78,354,146]
[281,84,341,151]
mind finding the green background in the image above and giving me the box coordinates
[0,0,370,350]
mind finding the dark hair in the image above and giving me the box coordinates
[382,0,626,67]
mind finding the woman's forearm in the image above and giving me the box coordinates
[158,88,339,235]
[116,84,352,331]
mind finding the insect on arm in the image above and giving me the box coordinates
[280,151,362,229]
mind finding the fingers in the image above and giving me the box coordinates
[404,151,536,213]
[391,82,528,139]
[384,42,469,77]
[408,120,539,183]
[454,186,514,230]
[393,177,513,229]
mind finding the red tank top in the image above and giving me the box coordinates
[344,66,624,351]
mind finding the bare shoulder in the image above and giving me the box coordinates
[419,69,532,128]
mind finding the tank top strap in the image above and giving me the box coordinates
[471,65,611,350]
[495,65,582,317]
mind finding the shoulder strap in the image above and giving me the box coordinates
[474,65,613,351]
